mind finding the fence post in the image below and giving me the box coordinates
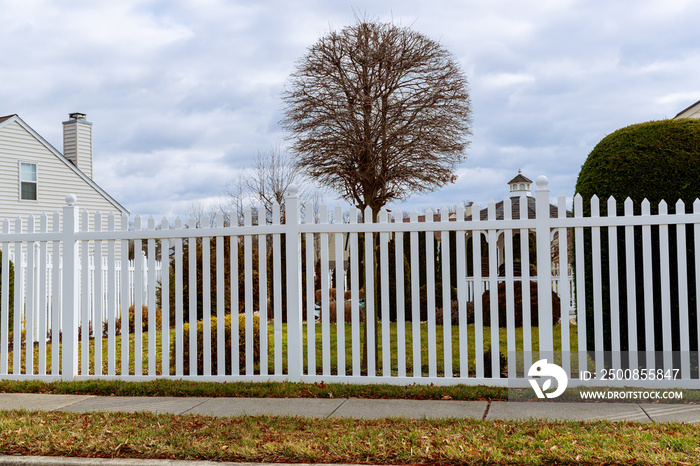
[285,186,303,381]
[62,194,80,380]
[535,176,554,360]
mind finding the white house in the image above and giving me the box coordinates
[673,99,700,119]
[0,113,128,230]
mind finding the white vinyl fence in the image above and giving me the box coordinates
[13,253,162,341]
[0,176,699,389]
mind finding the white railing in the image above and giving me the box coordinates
[0,178,699,389]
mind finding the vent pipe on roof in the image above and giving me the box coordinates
[63,112,93,179]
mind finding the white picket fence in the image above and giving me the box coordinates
[0,176,699,389]
[12,253,162,341]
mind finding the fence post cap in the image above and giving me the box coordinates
[287,185,299,197]
[535,175,548,189]
[65,194,77,206]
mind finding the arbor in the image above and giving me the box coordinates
[281,19,472,214]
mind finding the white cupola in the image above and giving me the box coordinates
[507,169,533,196]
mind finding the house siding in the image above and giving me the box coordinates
[0,120,124,233]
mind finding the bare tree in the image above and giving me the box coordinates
[246,145,300,221]
[222,145,310,225]
[281,18,472,216]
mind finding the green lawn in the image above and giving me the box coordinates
[6,321,578,379]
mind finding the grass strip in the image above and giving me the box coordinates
[0,379,507,400]
[0,410,697,465]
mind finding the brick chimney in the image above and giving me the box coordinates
[63,112,93,179]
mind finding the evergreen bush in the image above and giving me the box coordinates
[574,119,700,354]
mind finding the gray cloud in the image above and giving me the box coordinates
[1,0,698,218]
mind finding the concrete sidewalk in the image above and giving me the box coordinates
[0,393,698,423]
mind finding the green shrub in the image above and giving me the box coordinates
[174,313,260,375]
[575,119,700,353]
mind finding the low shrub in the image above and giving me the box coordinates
[174,313,260,375]
[128,304,162,333]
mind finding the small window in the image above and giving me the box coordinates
[20,162,37,201]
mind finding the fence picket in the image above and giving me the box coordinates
[641,200,655,371]
[675,201,690,378]
[409,209,421,376]
[304,201,315,375]
[147,216,157,376]
[573,195,587,376]
[440,207,453,378]
[230,231,239,376]
[134,216,144,376]
[349,207,360,376]
[26,215,35,376]
[487,201,499,378]
[174,217,184,377]
[161,217,170,377]
[364,206,376,377]
[202,217,212,377]
[471,202,484,379]
[273,203,282,376]
[590,196,604,377]
[335,204,345,376]
[320,204,330,376]
[215,215,224,376]
[520,196,532,372]
[455,205,467,378]
[425,209,437,379]
[38,214,48,376]
[188,217,198,376]
[107,215,116,376]
[607,197,621,371]
[535,178,554,362]
[94,212,104,376]
[558,194,571,376]
[380,208,391,377]
[243,208,253,376]
[503,197,515,378]
[623,199,638,373]
[257,210,267,377]
[395,209,407,378]
[658,201,673,371]
[121,213,130,376]
[14,217,22,375]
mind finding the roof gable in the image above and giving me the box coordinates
[0,114,128,215]
[674,99,700,119]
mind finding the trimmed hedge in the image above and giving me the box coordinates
[574,119,700,354]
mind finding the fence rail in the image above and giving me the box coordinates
[0,178,699,389]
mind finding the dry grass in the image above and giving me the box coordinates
[0,411,697,465]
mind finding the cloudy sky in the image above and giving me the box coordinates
[1,0,698,219]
